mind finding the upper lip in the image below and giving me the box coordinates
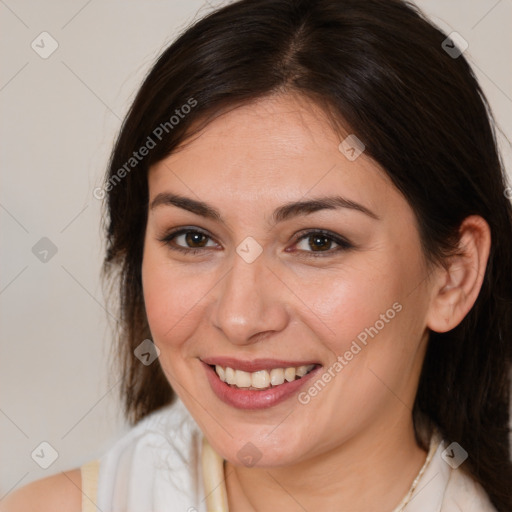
[201,357,320,372]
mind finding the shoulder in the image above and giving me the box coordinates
[96,401,204,510]
[442,467,497,511]
[408,432,497,512]
[0,468,82,512]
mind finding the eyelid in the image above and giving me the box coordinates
[158,227,221,252]
[290,229,353,255]
[158,227,353,256]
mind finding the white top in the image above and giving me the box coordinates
[96,399,497,512]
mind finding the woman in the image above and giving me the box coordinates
[5,0,511,510]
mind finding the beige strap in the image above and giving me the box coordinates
[201,437,229,512]
[81,459,101,512]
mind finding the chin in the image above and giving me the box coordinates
[207,423,312,468]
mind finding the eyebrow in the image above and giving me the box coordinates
[149,192,380,223]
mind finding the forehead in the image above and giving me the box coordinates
[148,94,397,216]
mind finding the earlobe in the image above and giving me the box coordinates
[426,215,491,333]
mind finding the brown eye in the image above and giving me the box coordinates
[307,234,333,251]
[185,232,209,247]
[292,229,353,257]
[159,228,219,254]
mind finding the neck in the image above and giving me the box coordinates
[225,418,427,512]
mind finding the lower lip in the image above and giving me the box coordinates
[203,362,322,410]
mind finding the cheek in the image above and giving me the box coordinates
[141,243,212,351]
[299,247,427,365]
[293,264,402,350]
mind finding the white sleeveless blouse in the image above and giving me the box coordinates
[95,399,497,512]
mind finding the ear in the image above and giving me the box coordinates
[426,215,491,333]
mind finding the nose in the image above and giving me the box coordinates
[211,251,290,346]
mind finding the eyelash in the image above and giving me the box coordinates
[158,227,353,258]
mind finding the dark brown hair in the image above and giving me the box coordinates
[102,0,512,509]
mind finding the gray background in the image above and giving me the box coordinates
[1,0,511,495]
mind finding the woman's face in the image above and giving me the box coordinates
[142,94,435,467]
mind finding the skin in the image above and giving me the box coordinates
[141,93,490,511]
[0,469,82,512]
[3,93,490,512]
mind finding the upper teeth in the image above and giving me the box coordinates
[215,364,315,389]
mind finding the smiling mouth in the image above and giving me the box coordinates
[210,364,319,391]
